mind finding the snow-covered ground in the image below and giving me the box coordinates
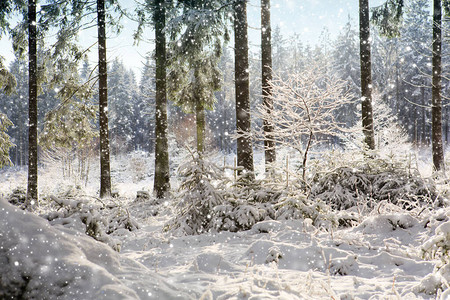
[0,150,449,299]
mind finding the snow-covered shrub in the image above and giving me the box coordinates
[210,173,282,232]
[44,196,139,251]
[6,187,27,208]
[309,152,439,210]
[412,210,450,296]
[167,151,227,235]
[105,202,140,235]
[422,220,450,263]
[212,201,276,232]
[275,191,337,228]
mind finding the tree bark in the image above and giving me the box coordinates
[421,85,426,144]
[261,0,275,171]
[97,0,112,197]
[359,0,375,150]
[234,0,254,176]
[27,0,38,207]
[432,0,444,170]
[195,99,205,153]
[153,0,170,198]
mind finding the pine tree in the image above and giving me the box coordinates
[398,0,431,144]
[138,54,156,152]
[108,59,137,155]
[0,58,16,169]
[332,17,360,129]
[271,26,287,77]
[167,0,228,153]
[4,59,28,166]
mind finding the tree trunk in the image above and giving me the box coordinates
[27,0,38,207]
[234,0,254,176]
[421,85,426,144]
[261,0,275,171]
[431,0,444,171]
[153,0,170,198]
[97,0,112,197]
[196,99,205,153]
[359,0,375,150]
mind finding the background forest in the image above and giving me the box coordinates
[2,0,450,299]
[1,0,448,169]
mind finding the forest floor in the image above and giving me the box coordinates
[0,149,449,299]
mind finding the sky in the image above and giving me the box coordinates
[0,0,386,82]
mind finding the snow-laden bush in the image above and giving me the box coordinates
[275,191,337,229]
[309,151,439,211]
[43,195,139,251]
[415,212,450,297]
[6,187,27,208]
[168,152,340,235]
[422,220,450,263]
[167,151,227,235]
[212,175,280,232]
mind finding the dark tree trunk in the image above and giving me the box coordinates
[27,0,38,207]
[196,100,205,153]
[421,85,426,144]
[432,0,444,170]
[234,0,254,175]
[359,0,375,150]
[97,0,111,197]
[153,0,170,198]
[261,0,275,171]
[445,106,449,144]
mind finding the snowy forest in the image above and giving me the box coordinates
[1,0,450,299]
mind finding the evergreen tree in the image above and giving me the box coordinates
[211,45,235,153]
[4,59,28,166]
[398,0,431,144]
[108,58,137,154]
[0,58,16,169]
[331,17,360,129]
[138,54,156,152]
[167,0,228,153]
[271,26,287,77]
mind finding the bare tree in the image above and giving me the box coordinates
[251,65,352,180]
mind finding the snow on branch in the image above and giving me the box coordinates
[248,64,354,180]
